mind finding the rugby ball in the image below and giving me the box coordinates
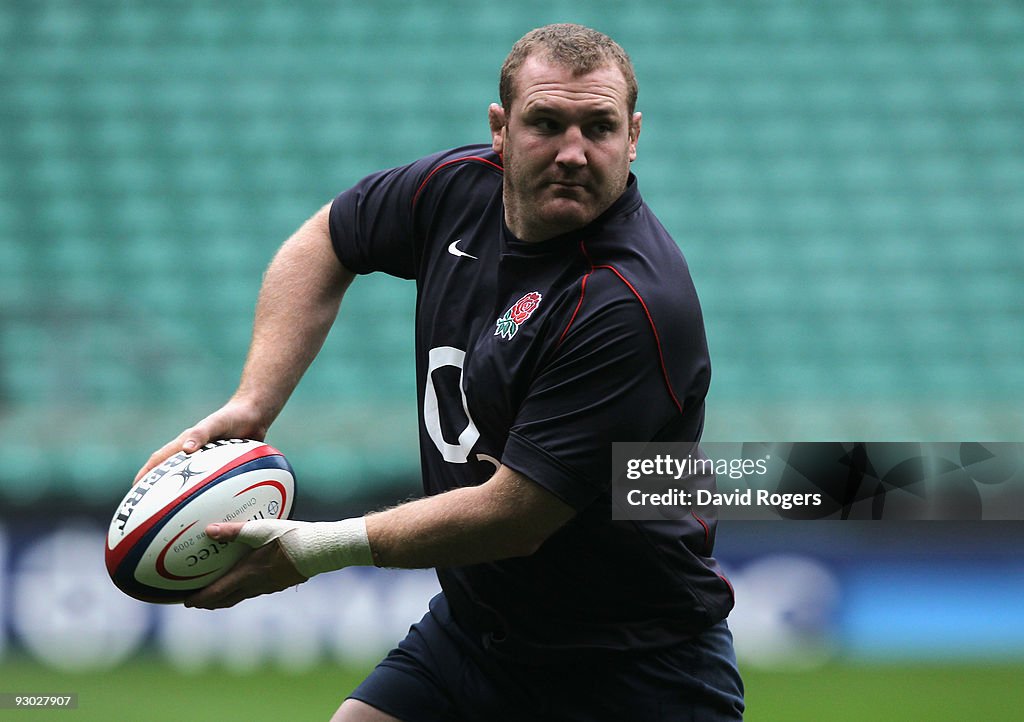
[105,439,296,604]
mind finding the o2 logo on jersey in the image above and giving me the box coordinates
[423,346,499,472]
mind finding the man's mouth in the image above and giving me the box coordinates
[548,180,587,191]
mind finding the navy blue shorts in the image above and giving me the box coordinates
[348,593,744,722]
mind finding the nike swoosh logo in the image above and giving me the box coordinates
[447,239,478,260]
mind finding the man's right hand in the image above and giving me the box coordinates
[132,399,270,484]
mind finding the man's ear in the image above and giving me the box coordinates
[489,103,507,156]
[628,112,642,162]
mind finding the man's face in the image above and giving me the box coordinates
[489,56,641,242]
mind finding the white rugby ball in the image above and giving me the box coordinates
[106,439,296,603]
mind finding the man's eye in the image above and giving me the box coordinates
[534,118,560,132]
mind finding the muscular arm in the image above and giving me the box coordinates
[366,464,575,568]
[186,465,575,609]
[232,202,353,431]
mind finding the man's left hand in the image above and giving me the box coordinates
[184,522,307,610]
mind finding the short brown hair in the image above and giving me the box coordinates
[499,24,638,116]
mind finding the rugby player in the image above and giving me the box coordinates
[137,23,744,721]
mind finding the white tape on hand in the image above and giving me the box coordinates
[237,518,373,578]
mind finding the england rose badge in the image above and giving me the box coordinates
[495,291,542,340]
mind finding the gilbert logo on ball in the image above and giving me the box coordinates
[105,439,296,604]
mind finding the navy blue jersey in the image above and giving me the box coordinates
[330,144,734,659]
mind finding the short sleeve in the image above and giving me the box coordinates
[328,145,499,280]
[329,162,424,279]
[501,272,693,510]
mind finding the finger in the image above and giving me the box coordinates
[185,587,245,610]
[132,424,212,484]
[133,434,187,484]
[179,422,213,454]
[205,522,246,543]
[183,542,305,609]
[183,551,254,609]
[184,544,283,610]
[200,590,249,610]
[185,585,249,610]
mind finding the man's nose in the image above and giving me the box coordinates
[555,126,587,168]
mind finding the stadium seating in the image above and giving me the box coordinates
[1,1,1020,501]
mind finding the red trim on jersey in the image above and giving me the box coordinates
[718,573,736,606]
[594,263,683,413]
[558,240,597,346]
[560,241,683,413]
[691,510,711,553]
[412,156,504,209]
[558,271,591,346]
